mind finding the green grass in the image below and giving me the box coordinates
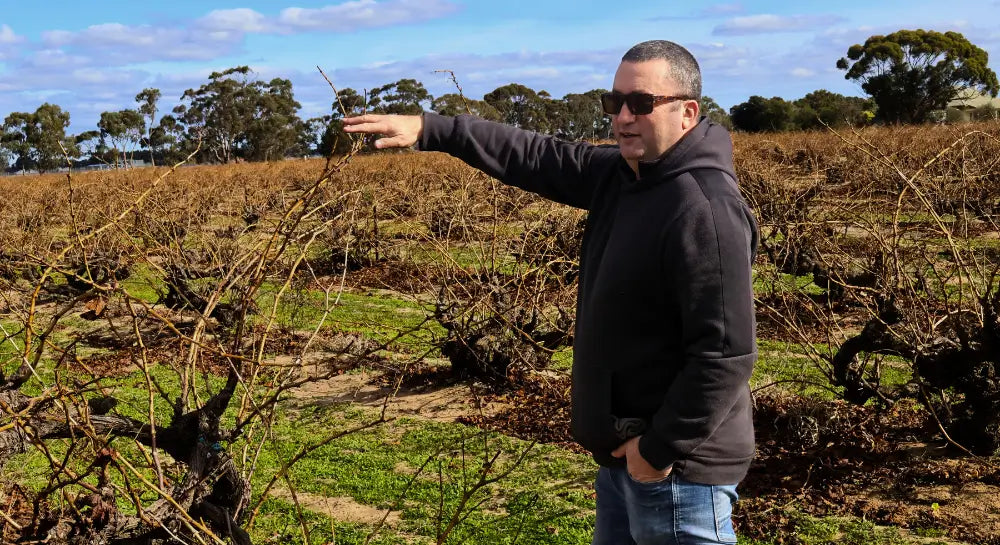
[119,262,169,304]
[753,339,837,398]
[402,242,489,270]
[783,513,907,545]
[736,510,945,545]
[911,527,948,538]
[550,347,573,371]
[928,234,1000,251]
[753,339,912,400]
[4,374,597,544]
[246,402,597,544]
[753,268,827,297]
[1,319,24,362]
[256,285,445,352]
[377,217,428,238]
[248,499,411,545]
[398,240,530,276]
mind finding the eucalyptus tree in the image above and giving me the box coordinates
[135,87,162,164]
[1,104,77,173]
[730,96,796,132]
[699,96,733,130]
[558,90,611,140]
[368,78,432,115]
[174,66,305,163]
[483,83,551,132]
[837,29,999,123]
[431,93,500,119]
[98,109,145,167]
[314,87,368,156]
[245,77,304,161]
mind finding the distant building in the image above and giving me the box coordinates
[944,89,1000,121]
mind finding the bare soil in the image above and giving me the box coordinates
[288,364,509,423]
[268,487,402,527]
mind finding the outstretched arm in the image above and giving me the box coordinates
[342,114,423,149]
[344,112,610,210]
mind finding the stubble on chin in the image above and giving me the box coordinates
[618,144,644,162]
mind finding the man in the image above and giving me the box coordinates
[344,40,758,545]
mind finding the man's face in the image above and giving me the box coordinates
[610,59,698,171]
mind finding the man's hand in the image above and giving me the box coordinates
[611,436,672,483]
[342,114,423,149]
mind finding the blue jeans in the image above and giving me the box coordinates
[592,466,738,545]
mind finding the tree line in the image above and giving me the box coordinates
[1,28,996,173]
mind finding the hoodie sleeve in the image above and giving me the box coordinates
[637,190,759,470]
[419,112,603,210]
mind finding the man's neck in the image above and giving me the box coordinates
[626,159,640,178]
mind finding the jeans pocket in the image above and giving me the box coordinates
[626,469,672,487]
[712,485,739,544]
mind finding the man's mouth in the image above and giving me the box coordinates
[619,132,640,139]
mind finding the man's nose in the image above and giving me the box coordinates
[617,102,636,123]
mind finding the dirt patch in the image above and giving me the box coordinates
[342,260,437,295]
[458,372,582,453]
[0,482,33,542]
[269,487,401,527]
[853,480,1000,541]
[289,366,507,423]
[738,393,1000,544]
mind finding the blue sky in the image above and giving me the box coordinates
[1,0,998,132]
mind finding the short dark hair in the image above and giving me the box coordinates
[622,40,701,100]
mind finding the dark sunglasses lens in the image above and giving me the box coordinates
[626,94,654,115]
[601,93,622,115]
[601,93,656,115]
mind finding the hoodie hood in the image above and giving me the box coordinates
[625,116,737,190]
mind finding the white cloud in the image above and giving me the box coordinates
[197,8,272,33]
[26,1,464,69]
[40,23,245,63]
[324,48,620,88]
[0,63,149,94]
[0,24,25,61]
[791,67,815,77]
[23,49,92,69]
[713,14,845,36]
[277,0,461,31]
[290,47,625,111]
[815,22,1000,62]
[0,24,23,44]
[685,43,753,77]
[0,62,150,130]
[195,0,463,34]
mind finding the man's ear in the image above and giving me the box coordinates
[682,100,700,129]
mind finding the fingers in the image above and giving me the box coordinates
[374,136,413,149]
[341,114,420,148]
[342,115,390,134]
[611,436,636,458]
[341,114,384,126]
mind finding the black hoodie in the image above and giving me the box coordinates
[420,112,759,485]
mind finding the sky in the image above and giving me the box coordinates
[1,0,999,132]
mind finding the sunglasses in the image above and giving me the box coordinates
[600,91,692,115]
